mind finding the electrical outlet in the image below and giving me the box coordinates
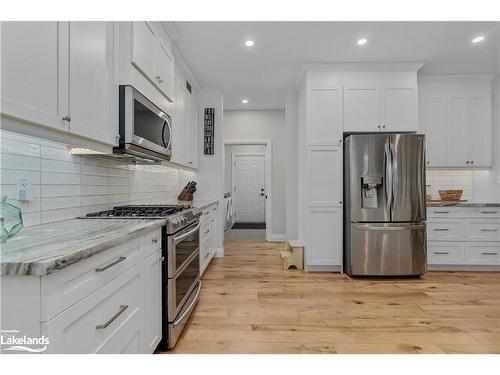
[16,177,33,202]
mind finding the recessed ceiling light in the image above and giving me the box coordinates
[241,99,249,104]
[357,38,368,46]
[472,35,485,44]
[244,40,254,47]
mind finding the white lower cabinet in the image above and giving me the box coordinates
[427,207,500,269]
[3,227,162,354]
[200,203,219,274]
[305,207,342,268]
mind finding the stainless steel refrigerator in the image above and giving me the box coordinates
[344,133,427,276]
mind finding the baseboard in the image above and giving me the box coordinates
[428,265,500,272]
[268,234,287,242]
[214,246,224,258]
[304,265,342,273]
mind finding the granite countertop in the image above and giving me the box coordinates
[0,219,165,276]
[192,199,219,210]
[427,202,500,207]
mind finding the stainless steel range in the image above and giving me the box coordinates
[84,204,202,350]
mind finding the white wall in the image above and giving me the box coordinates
[223,110,286,237]
[224,144,266,194]
[285,91,298,240]
[0,129,196,227]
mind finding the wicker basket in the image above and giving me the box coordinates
[438,190,463,201]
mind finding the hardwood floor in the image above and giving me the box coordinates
[166,240,500,354]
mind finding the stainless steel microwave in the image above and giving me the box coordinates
[114,85,172,161]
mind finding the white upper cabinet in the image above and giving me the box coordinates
[131,21,156,80]
[1,21,118,147]
[380,86,417,131]
[1,22,69,133]
[308,88,343,145]
[186,94,199,168]
[344,87,379,132]
[344,84,417,132]
[131,22,174,102]
[419,76,493,168]
[68,22,117,145]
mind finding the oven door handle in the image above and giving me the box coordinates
[173,281,201,327]
[174,222,201,244]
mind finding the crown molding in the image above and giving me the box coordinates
[418,74,496,82]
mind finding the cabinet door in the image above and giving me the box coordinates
[381,86,417,131]
[210,215,217,256]
[142,250,162,354]
[343,87,379,131]
[306,207,342,266]
[131,21,156,81]
[308,88,343,145]
[0,21,69,132]
[422,97,447,167]
[306,146,342,206]
[154,42,175,101]
[68,22,117,146]
[466,97,491,167]
[172,80,188,165]
[187,95,199,168]
[446,97,467,167]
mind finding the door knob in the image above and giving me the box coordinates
[260,193,264,196]
[261,188,264,191]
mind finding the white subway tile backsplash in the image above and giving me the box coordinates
[1,130,194,227]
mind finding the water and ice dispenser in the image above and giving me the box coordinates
[361,176,382,208]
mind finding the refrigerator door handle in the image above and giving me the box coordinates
[354,223,426,231]
[384,142,393,214]
[390,141,397,210]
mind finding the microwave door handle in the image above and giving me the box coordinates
[162,119,172,150]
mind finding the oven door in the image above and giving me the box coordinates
[168,249,200,320]
[168,221,200,276]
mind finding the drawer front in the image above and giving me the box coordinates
[428,242,465,265]
[427,207,463,219]
[41,236,143,321]
[200,220,211,243]
[465,243,500,265]
[427,220,465,241]
[141,228,162,257]
[465,219,500,241]
[42,262,141,353]
[200,238,210,266]
[464,208,500,219]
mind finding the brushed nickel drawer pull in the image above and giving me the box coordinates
[434,228,450,231]
[481,211,498,214]
[151,238,159,243]
[481,252,498,256]
[96,305,128,329]
[481,229,498,232]
[433,251,450,255]
[434,211,450,214]
[204,252,210,259]
[95,256,127,273]
[204,229,210,234]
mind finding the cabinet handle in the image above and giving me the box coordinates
[481,229,498,232]
[434,211,450,214]
[433,251,450,255]
[95,256,127,273]
[470,161,474,164]
[155,75,161,80]
[204,229,210,234]
[481,211,498,214]
[151,237,159,243]
[433,228,450,231]
[377,125,381,129]
[466,161,470,164]
[382,125,386,129]
[481,252,498,256]
[204,252,210,259]
[96,305,128,330]
[188,161,193,164]
[62,115,71,122]
[426,161,430,165]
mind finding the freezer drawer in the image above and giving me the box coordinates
[348,222,427,276]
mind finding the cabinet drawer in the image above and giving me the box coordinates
[465,243,500,265]
[465,219,500,241]
[427,220,464,241]
[428,242,465,265]
[141,228,161,256]
[200,238,210,265]
[41,236,143,321]
[427,207,463,219]
[42,262,141,353]
[200,220,211,243]
[464,208,500,219]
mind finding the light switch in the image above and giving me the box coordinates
[16,177,32,202]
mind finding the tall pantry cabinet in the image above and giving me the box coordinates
[296,63,422,272]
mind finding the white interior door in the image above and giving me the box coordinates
[234,155,266,223]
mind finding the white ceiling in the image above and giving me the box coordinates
[167,22,500,110]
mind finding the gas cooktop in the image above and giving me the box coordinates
[85,204,190,218]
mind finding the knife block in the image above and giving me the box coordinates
[177,190,194,204]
